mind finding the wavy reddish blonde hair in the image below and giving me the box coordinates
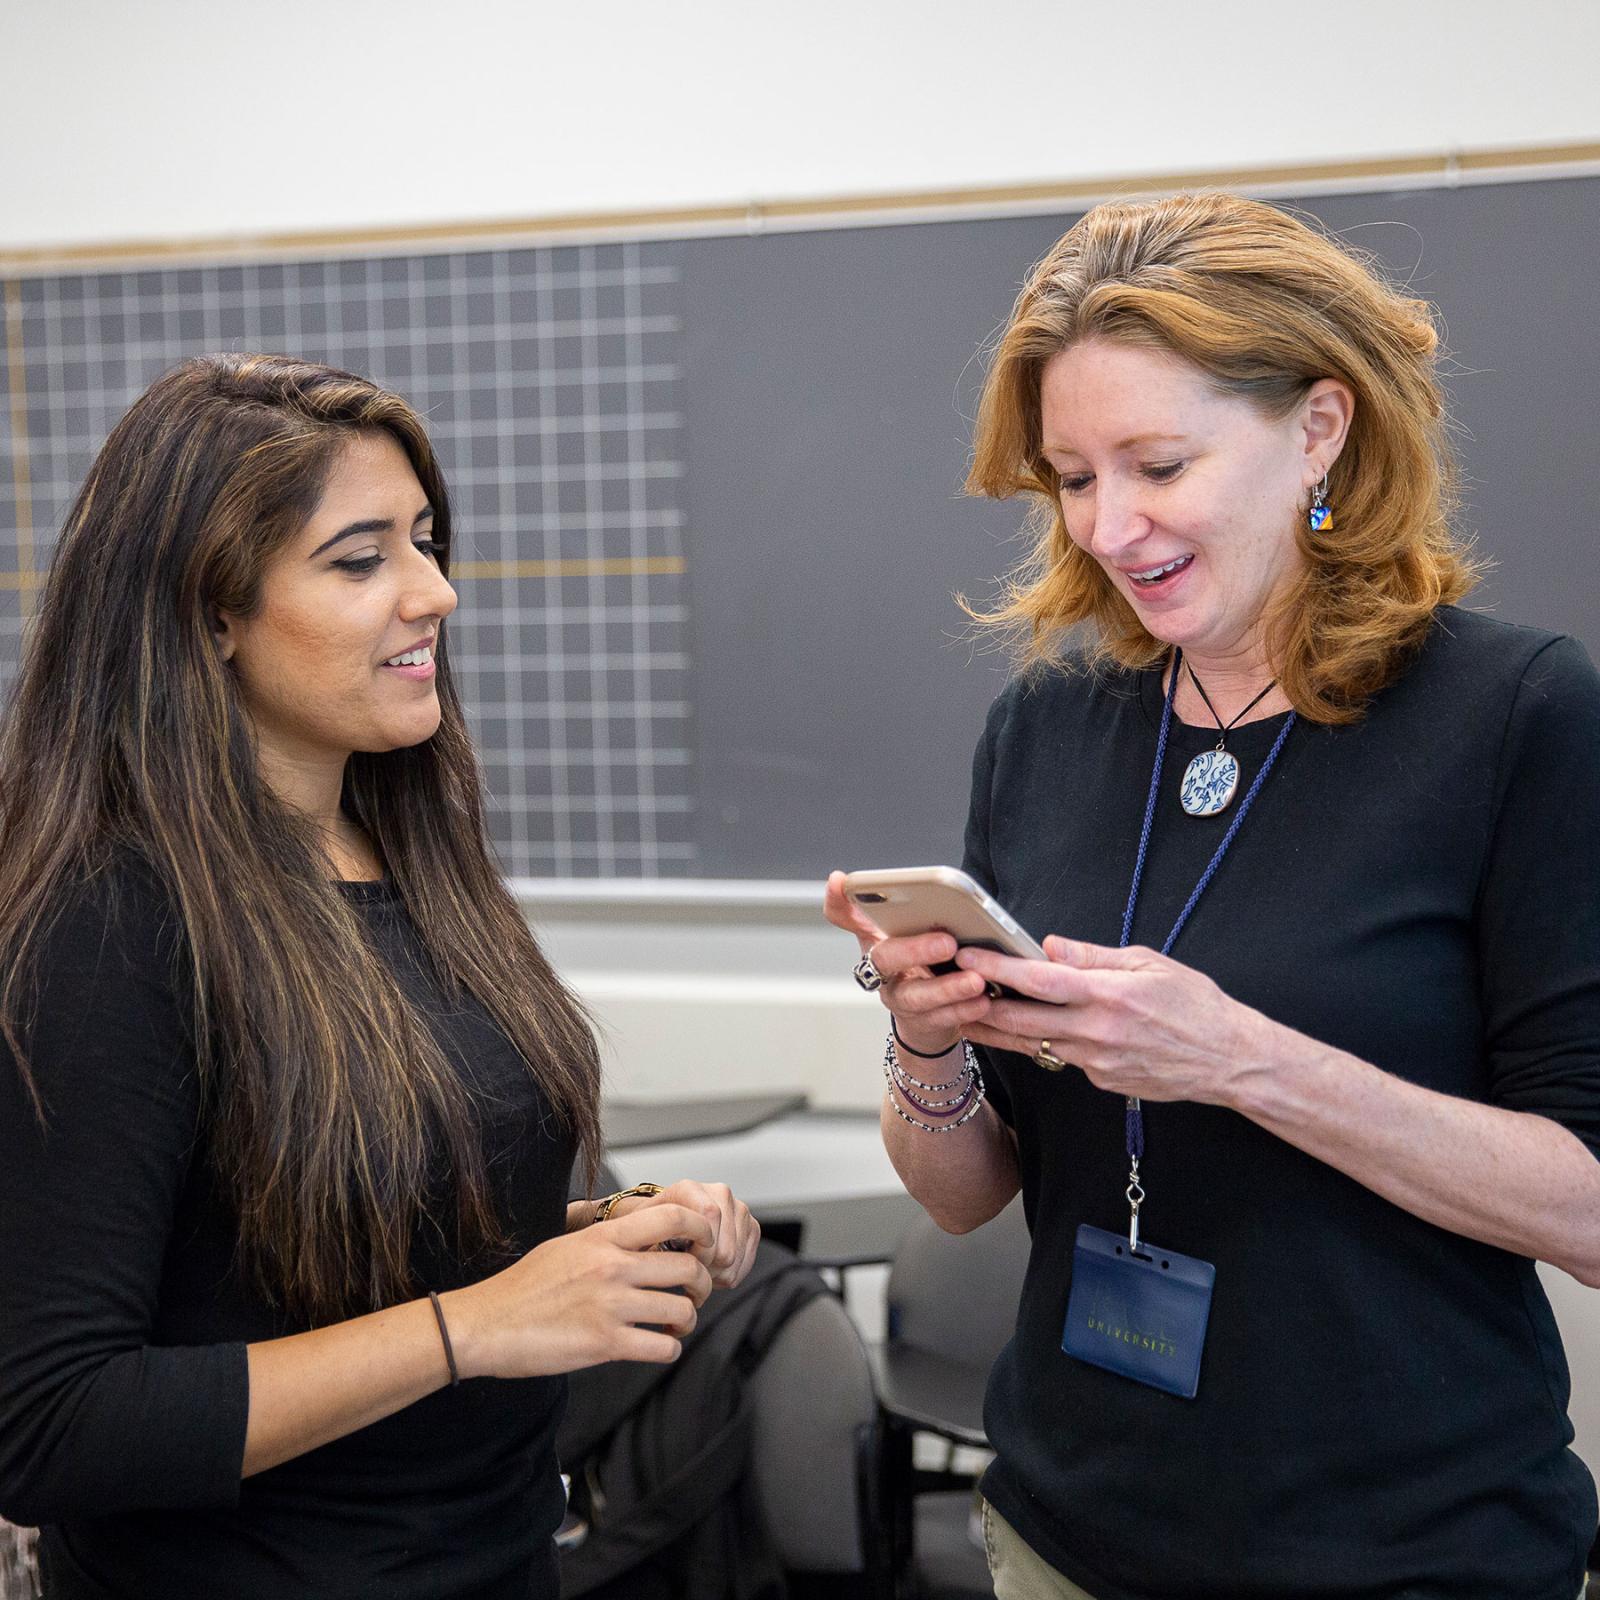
[966,191,1479,722]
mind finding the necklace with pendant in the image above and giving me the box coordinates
[1177,656,1280,817]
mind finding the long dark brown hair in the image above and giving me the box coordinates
[0,353,601,1319]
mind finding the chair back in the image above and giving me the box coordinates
[886,1197,1029,1368]
[1538,1264,1600,1488]
[747,1291,878,1573]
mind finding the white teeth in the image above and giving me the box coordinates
[384,645,433,667]
[1131,555,1191,584]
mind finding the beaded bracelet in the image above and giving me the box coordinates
[897,1079,976,1118]
[890,1061,974,1111]
[887,1048,972,1096]
[882,1033,986,1133]
[885,1029,976,1106]
[884,1065,985,1133]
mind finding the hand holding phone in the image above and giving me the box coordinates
[840,866,1045,998]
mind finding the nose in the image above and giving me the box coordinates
[400,549,458,624]
[1074,476,1152,564]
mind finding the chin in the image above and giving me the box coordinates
[1136,604,1213,654]
[359,718,443,754]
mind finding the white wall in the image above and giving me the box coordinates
[2,0,1597,252]
[519,886,886,1110]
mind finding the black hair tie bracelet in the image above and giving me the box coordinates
[891,1015,962,1060]
[428,1290,460,1387]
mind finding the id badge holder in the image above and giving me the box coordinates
[1061,1135,1214,1399]
[1062,1224,1214,1398]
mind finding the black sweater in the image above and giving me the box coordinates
[966,608,1600,1600]
[0,871,573,1599]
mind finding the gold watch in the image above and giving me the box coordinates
[593,1182,664,1223]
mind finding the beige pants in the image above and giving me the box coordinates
[981,1499,1099,1600]
[980,1499,1590,1600]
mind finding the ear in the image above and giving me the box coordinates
[1299,378,1354,485]
[212,609,238,662]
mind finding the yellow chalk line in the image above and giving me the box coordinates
[448,556,686,579]
[2,281,38,609]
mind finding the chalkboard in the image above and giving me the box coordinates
[0,244,695,878]
[676,176,1600,878]
[3,176,1596,879]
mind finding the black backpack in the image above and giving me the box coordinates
[557,1241,827,1600]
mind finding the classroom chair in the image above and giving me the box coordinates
[873,1197,1030,1598]
[1536,1262,1600,1586]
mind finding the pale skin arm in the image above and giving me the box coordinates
[951,936,1600,1287]
[824,872,1020,1234]
[244,1181,761,1478]
[877,1077,1022,1236]
[825,870,1600,1274]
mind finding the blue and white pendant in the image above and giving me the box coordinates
[1180,746,1240,816]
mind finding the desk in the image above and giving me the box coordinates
[753,1189,922,1269]
[601,1091,808,1150]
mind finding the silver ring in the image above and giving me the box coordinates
[1033,1039,1068,1072]
[853,952,888,992]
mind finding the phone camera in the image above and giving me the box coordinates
[853,892,887,904]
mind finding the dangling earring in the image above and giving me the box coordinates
[1308,473,1333,533]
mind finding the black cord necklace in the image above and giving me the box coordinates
[1177,661,1279,817]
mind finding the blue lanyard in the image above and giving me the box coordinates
[1119,650,1297,1173]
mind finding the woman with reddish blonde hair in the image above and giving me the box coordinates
[828,193,1600,1598]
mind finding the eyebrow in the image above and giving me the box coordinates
[309,505,434,559]
[1043,432,1189,460]
[1114,432,1188,450]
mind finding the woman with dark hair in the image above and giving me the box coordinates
[0,353,760,1599]
[827,193,1600,1598]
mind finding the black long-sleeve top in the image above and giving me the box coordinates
[967,608,1600,1599]
[0,869,573,1598]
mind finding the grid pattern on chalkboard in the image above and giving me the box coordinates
[0,243,694,878]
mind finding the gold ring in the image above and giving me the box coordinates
[1033,1039,1068,1072]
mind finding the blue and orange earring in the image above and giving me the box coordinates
[1308,474,1333,533]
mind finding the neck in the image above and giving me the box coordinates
[254,742,378,880]
[1166,645,1287,728]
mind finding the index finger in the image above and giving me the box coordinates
[953,945,1093,1003]
[606,1203,717,1254]
[823,871,887,945]
[874,929,959,976]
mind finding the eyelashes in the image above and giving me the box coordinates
[1056,461,1187,496]
[332,539,447,576]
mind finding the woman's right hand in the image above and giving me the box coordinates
[823,870,994,1055]
[441,1204,716,1379]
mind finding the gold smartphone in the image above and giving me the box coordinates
[841,866,1046,996]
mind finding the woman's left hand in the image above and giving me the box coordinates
[611,1180,762,1290]
[956,936,1275,1108]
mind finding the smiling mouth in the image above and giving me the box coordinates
[1128,555,1193,586]
[382,645,434,668]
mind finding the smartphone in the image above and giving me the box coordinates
[841,866,1045,996]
